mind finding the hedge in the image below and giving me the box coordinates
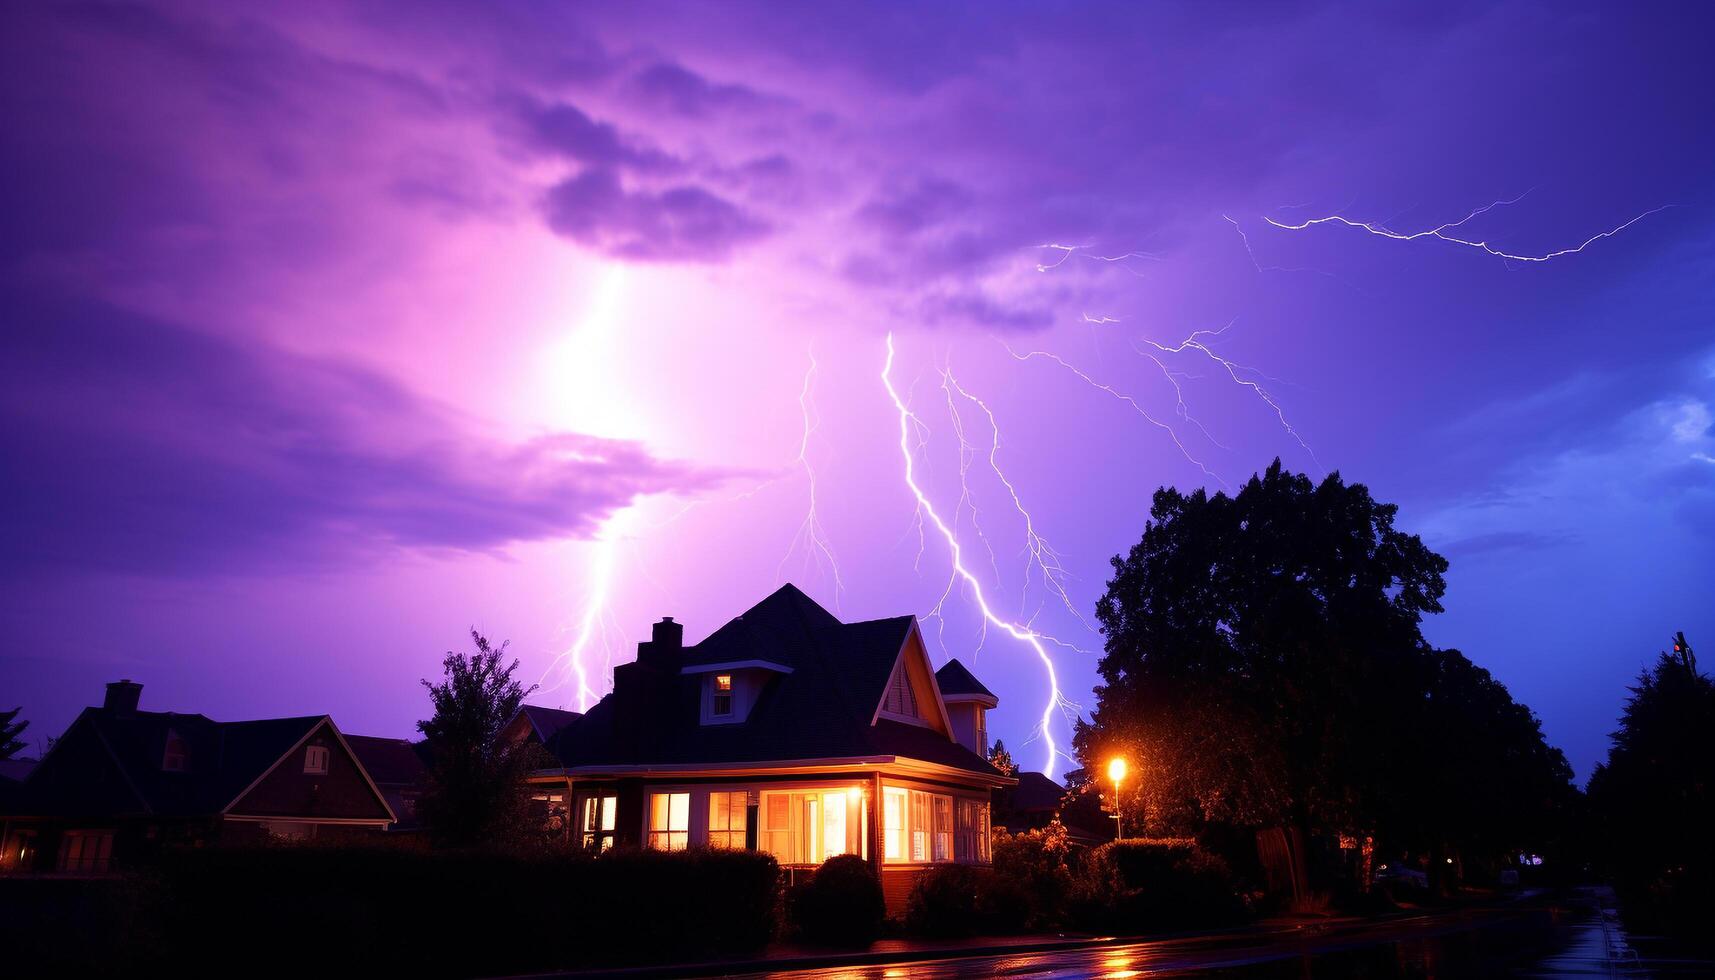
[1072,838,1250,932]
[0,844,782,978]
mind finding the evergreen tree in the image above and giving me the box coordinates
[0,707,26,761]
[988,739,1020,777]
[1588,633,1713,935]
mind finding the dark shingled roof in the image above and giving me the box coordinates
[1010,771,1067,812]
[19,708,326,818]
[548,584,1003,779]
[934,659,996,701]
[344,734,429,787]
[518,705,582,743]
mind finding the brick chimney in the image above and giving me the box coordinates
[104,679,142,715]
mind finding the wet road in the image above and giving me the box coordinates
[736,898,1714,979]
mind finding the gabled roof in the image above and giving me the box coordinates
[548,584,1005,781]
[17,705,386,820]
[515,705,582,744]
[344,734,430,786]
[1010,771,1067,812]
[935,659,998,705]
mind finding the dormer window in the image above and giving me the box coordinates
[162,729,188,772]
[712,675,733,716]
[303,744,330,774]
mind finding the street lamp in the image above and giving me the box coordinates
[1107,756,1128,840]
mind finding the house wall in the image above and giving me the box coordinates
[944,703,987,757]
[226,723,390,822]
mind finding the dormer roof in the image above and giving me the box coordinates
[934,659,998,707]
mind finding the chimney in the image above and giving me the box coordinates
[652,617,683,655]
[104,679,143,715]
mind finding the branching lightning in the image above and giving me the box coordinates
[1137,321,1322,473]
[884,334,1080,776]
[940,365,1097,639]
[776,350,846,613]
[1264,195,1670,264]
[1004,344,1228,487]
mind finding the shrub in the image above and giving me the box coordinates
[905,864,984,937]
[1072,838,1249,933]
[991,826,1074,929]
[789,854,885,947]
[2,843,784,977]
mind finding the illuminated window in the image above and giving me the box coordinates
[882,786,959,864]
[883,662,918,717]
[708,791,748,848]
[648,792,690,850]
[883,787,906,860]
[576,793,617,851]
[712,674,733,716]
[530,793,567,832]
[57,830,115,873]
[956,799,991,863]
[303,745,330,774]
[162,729,188,772]
[933,795,953,862]
[761,790,860,865]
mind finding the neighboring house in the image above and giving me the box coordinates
[0,681,395,873]
[533,584,1015,912]
[345,734,431,833]
[501,705,583,833]
[993,770,1111,848]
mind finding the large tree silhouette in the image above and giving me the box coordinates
[1077,461,1575,891]
[1587,633,1712,934]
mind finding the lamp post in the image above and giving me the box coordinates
[1107,756,1128,840]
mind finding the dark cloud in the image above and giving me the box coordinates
[0,288,722,578]
[542,167,768,262]
[513,96,680,173]
[918,290,1055,332]
[856,176,973,238]
[625,61,781,118]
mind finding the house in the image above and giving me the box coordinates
[345,734,431,833]
[0,681,395,872]
[992,770,1112,848]
[533,584,1015,911]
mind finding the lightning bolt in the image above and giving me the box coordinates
[1003,344,1228,487]
[777,350,846,612]
[542,512,632,710]
[1136,320,1322,473]
[1264,195,1669,264]
[1035,243,1161,276]
[940,364,1097,638]
[884,334,1079,777]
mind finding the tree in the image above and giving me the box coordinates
[988,739,1019,777]
[1587,633,1713,935]
[417,630,548,848]
[1076,461,1576,892]
[1,707,26,760]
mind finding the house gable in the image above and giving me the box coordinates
[225,719,393,823]
[17,711,151,817]
[871,623,952,736]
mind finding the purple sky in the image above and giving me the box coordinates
[4,1,1712,781]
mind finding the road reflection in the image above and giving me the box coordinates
[743,898,1714,979]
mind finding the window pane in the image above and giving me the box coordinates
[883,788,905,861]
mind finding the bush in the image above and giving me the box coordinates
[905,864,984,937]
[1072,838,1249,933]
[992,826,1074,929]
[1,843,783,977]
[789,854,885,947]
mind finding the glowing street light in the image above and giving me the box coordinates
[1107,756,1128,840]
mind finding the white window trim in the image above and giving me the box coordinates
[303,744,330,775]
